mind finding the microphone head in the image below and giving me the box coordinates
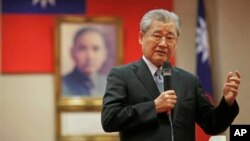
[163,61,172,76]
[163,61,172,70]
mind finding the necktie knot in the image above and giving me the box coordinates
[155,68,162,75]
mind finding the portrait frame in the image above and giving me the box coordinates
[55,16,123,110]
[55,16,122,141]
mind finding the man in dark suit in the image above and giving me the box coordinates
[101,9,241,141]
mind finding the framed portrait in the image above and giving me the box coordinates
[55,16,123,110]
[55,16,122,141]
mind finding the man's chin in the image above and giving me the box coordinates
[156,57,168,63]
[83,69,98,75]
[151,59,168,67]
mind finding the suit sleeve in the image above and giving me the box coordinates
[101,67,158,132]
[195,77,239,135]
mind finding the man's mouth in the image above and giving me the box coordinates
[155,50,167,55]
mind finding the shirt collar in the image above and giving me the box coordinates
[142,56,162,76]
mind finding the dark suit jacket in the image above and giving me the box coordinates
[101,59,239,141]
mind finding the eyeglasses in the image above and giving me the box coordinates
[151,34,177,44]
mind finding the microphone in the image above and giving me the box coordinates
[163,61,175,141]
[163,61,172,91]
[163,61,172,115]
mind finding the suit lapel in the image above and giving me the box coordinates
[133,59,160,99]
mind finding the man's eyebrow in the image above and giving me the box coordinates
[167,32,175,36]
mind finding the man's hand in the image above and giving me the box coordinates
[154,90,177,113]
[223,71,241,106]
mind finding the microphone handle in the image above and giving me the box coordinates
[163,69,174,141]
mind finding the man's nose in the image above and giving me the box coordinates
[158,37,168,47]
[85,50,95,59]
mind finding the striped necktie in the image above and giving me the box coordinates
[155,68,164,92]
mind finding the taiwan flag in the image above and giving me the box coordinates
[2,0,86,73]
[195,0,214,140]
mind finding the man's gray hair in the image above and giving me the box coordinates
[140,9,181,36]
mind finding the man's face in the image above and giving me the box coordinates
[71,30,107,75]
[139,21,178,67]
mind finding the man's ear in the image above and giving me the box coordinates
[138,31,144,45]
